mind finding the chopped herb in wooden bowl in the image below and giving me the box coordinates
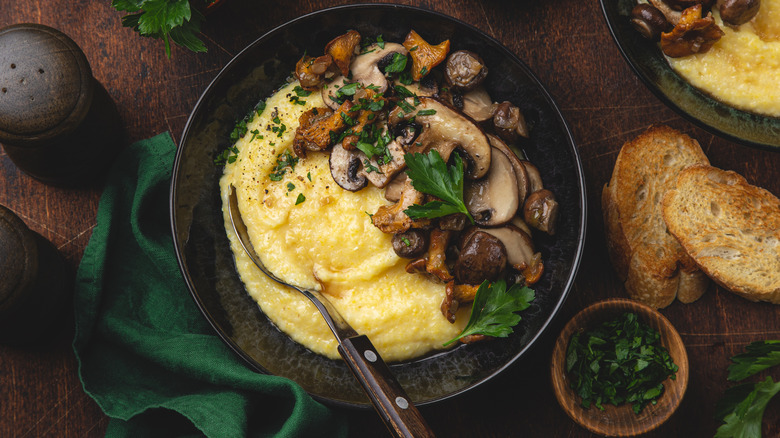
[550,298,689,437]
[565,312,678,414]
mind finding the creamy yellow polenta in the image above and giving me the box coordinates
[667,2,780,117]
[220,82,467,361]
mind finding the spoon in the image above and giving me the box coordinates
[228,185,435,438]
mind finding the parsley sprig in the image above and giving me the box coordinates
[112,0,209,58]
[403,150,474,223]
[715,340,780,437]
[444,280,535,346]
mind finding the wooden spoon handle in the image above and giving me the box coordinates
[338,335,436,438]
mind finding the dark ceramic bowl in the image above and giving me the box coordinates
[600,0,780,151]
[171,4,586,409]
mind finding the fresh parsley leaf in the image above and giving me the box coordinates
[295,193,306,205]
[403,150,474,222]
[444,280,534,346]
[728,340,780,381]
[112,0,207,58]
[715,377,780,438]
[384,52,408,74]
[336,82,360,98]
[269,149,298,181]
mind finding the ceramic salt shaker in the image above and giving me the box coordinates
[0,204,72,344]
[0,23,122,185]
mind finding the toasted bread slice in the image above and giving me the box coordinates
[662,165,780,304]
[602,125,710,308]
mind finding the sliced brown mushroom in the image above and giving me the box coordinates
[522,160,544,194]
[464,147,520,226]
[329,143,368,191]
[493,101,529,144]
[480,224,544,285]
[488,135,530,204]
[392,229,428,259]
[524,189,558,235]
[322,43,409,110]
[384,172,408,202]
[439,213,469,231]
[460,86,496,122]
[445,50,488,91]
[453,230,508,285]
[389,97,492,179]
[360,137,408,188]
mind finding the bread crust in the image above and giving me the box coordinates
[662,165,780,304]
[602,125,710,308]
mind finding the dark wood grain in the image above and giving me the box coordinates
[1,1,779,437]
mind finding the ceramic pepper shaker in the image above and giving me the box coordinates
[0,204,72,344]
[0,23,122,185]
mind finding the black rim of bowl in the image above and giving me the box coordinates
[171,3,587,409]
[600,0,780,152]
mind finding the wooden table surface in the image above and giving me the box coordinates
[2,1,779,437]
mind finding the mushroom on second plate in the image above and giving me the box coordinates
[719,0,761,26]
[631,4,673,40]
[389,96,492,179]
[660,4,724,57]
[464,147,520,226]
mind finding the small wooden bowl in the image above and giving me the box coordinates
[550,298,688,437]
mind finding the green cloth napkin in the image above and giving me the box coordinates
[72,132,348,438]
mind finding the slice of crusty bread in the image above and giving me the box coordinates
[662,165,780,304]
[602,125,711,308]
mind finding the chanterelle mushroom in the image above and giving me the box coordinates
[371,177,426,233]
[660,4,724,58]
[389,97,492,179]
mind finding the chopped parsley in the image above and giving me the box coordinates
[295,193,306,205]
[268,149,298,181]
[383,52,408,74]
[565,312,678,414]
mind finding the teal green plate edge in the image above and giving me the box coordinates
[600,0,780,152]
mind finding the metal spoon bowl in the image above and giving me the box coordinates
[227,185,435,438]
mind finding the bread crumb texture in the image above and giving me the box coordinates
[663,165,780,304]
[603,125,710,308]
